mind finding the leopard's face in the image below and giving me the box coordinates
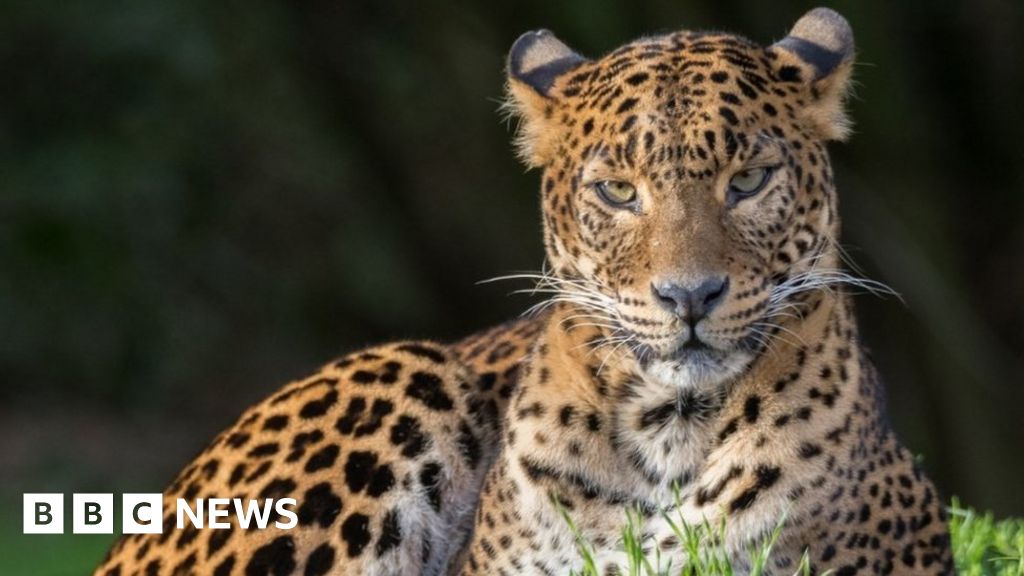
[507,14,854,389]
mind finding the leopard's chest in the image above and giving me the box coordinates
[606,377,726,499]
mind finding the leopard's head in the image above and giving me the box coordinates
[505,8,856,389]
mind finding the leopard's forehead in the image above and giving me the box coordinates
[553,32,780,115]
[540,31,804,179]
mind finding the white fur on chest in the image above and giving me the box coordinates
[609,369,725,500]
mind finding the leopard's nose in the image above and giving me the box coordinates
[651,276,729,323]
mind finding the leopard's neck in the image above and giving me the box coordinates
[503,288,871,515]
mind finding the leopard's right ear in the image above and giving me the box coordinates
[505,30,587,167]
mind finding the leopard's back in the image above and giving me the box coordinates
[95,317,542,576]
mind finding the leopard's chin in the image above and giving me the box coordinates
[633,340,753,391]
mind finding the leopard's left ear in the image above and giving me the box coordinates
[770,8,855,141]
[505,30,587,167]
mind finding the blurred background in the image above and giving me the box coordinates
[1,0,1021,572]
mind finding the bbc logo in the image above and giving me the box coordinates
[24,493,163,535]
[24,493,297,534]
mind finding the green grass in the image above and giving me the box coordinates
[561,500,1023,576]
[950,499,1024,576]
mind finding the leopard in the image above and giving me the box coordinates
[457,7,952,576]
[93,319,540,576]
[95,7,952,576]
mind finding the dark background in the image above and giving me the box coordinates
[1,0,1021,572]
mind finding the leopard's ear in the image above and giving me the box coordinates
[505,30,587,167]
[770,8,855,141]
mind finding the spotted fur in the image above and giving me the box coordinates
[461,8,952,576]
[96,8,951,576]
[93,324,538,576]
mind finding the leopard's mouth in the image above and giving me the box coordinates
[634,338,728,367]
[667,340,723,362]
[625,328,710,359]
[626,327,756,389]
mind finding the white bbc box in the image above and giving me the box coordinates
[122,493,164,534]
[73,493,114,534]
[23,493,64,534]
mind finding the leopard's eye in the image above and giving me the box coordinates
[594,180,638,207]
[728,167,772,201]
